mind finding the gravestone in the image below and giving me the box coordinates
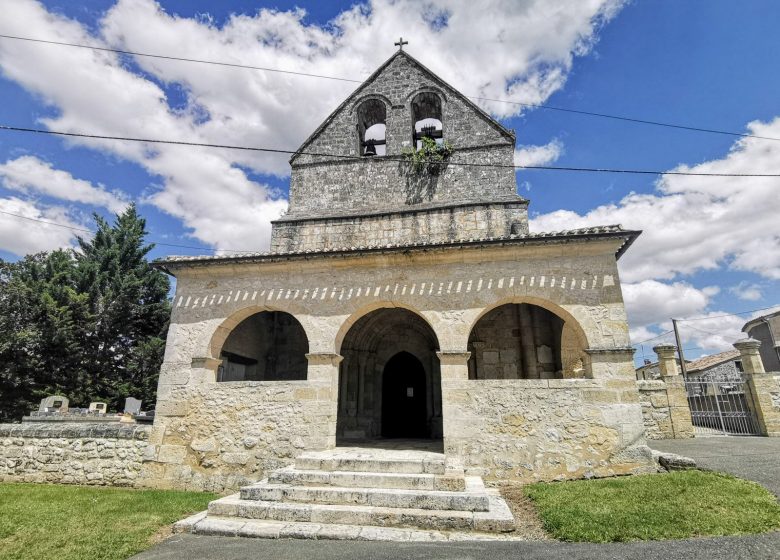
[88,402,108,414]
[39,395,69,413]
[124,397,142,415]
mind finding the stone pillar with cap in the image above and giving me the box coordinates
[651,343,693,438]
[734,339,780,436]
[653,344,679,377]
[734,338,765,374]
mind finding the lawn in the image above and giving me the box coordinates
[0,483,216,560]
[524,470,780,542]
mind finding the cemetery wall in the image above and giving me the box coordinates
[0,423,150,486]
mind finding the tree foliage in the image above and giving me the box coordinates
[0,205,170,421]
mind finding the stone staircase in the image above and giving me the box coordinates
[175,446,516,541]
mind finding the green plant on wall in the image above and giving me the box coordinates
[401,137,453,175]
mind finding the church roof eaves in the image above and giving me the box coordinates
[289,50,515,165]
[153,225,640,273]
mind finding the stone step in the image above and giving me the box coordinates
[176,513,516,542]
[269,466,466,491]
[239,479,488,511]
[207,494,514,533]
[295,449,446,475]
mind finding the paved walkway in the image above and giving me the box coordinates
[132,531,780,560]
[651,436,780,496]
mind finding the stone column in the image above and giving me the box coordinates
[734,339,780,436]
[652,344,693,439]
[437,351,470,466]
[306,353,343,448]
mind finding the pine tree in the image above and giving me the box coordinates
[75,204,171,411]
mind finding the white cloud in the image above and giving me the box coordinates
[0,156,128,213]
[0,0,625,252]
[622,279,714,328]
[0,197,82,255]
[531,117,780,283]
[729,282,763,301]
[514,139,564,167]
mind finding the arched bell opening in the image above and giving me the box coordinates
[357,98,387,156]
[411,91,443,149]
[336,307,442,443]
[216,311,309,381]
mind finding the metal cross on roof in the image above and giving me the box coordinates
[394,37,408,50]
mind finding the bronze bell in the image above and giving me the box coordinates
[363,140,377,156]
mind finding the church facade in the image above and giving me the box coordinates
[145,50,654,492]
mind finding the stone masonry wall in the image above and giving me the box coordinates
[636,379,694,439]
[442,377,654,482]
[141,380,333,492]
[0,423,150,486]
[289,53,517,219]
[271,200,528,253]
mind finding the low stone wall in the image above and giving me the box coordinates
[636,379,694,439]
[441,377,656,483]
[0,423,150,486]
[141,378,335,492]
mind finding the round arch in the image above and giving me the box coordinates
[336,304,443,441]
[334,301,440,356]
[208,306,310,382]
[466,297,591,379]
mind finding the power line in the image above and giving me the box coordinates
[676,305,779,322]
[632,330,674,346]
[0,34,360,83]
[0,208,251,253]
[3,124,780,177]
[2,33,779,143]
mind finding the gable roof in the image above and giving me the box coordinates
[742,309,780,333]
[290,50,515,164]
[686,349,741,373]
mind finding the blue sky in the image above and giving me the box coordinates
[0,0,778,362]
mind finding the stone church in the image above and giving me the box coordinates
[146,48,654,516]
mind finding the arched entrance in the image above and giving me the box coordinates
[337,307,442,443]
[382,352,428,438]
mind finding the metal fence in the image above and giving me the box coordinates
[685,378,760,436]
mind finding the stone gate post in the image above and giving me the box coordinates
[653,344,694,438]
[734,339,780,437]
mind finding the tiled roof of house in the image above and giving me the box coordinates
[686,349,741,373]
[154,225,639,269]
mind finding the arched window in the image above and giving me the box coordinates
[356,99,386,156]
[217,311,309,381]
[411,92,443,149]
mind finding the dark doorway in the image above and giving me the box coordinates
[382,352,428,438]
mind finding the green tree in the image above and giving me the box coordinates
[0,205,170,420]
[75,204,171,411]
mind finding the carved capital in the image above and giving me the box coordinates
[306,353,344,367]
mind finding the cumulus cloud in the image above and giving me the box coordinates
[531,117,780,283]
[0,197,83,255]
[514,139,563,167]
[729,282,763,301]
[0,156,128,213]
[0,0,625,251]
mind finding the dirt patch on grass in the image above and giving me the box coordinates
[498,484,550,540]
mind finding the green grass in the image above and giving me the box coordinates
[0,483,216,560]
[525,470,780,543]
